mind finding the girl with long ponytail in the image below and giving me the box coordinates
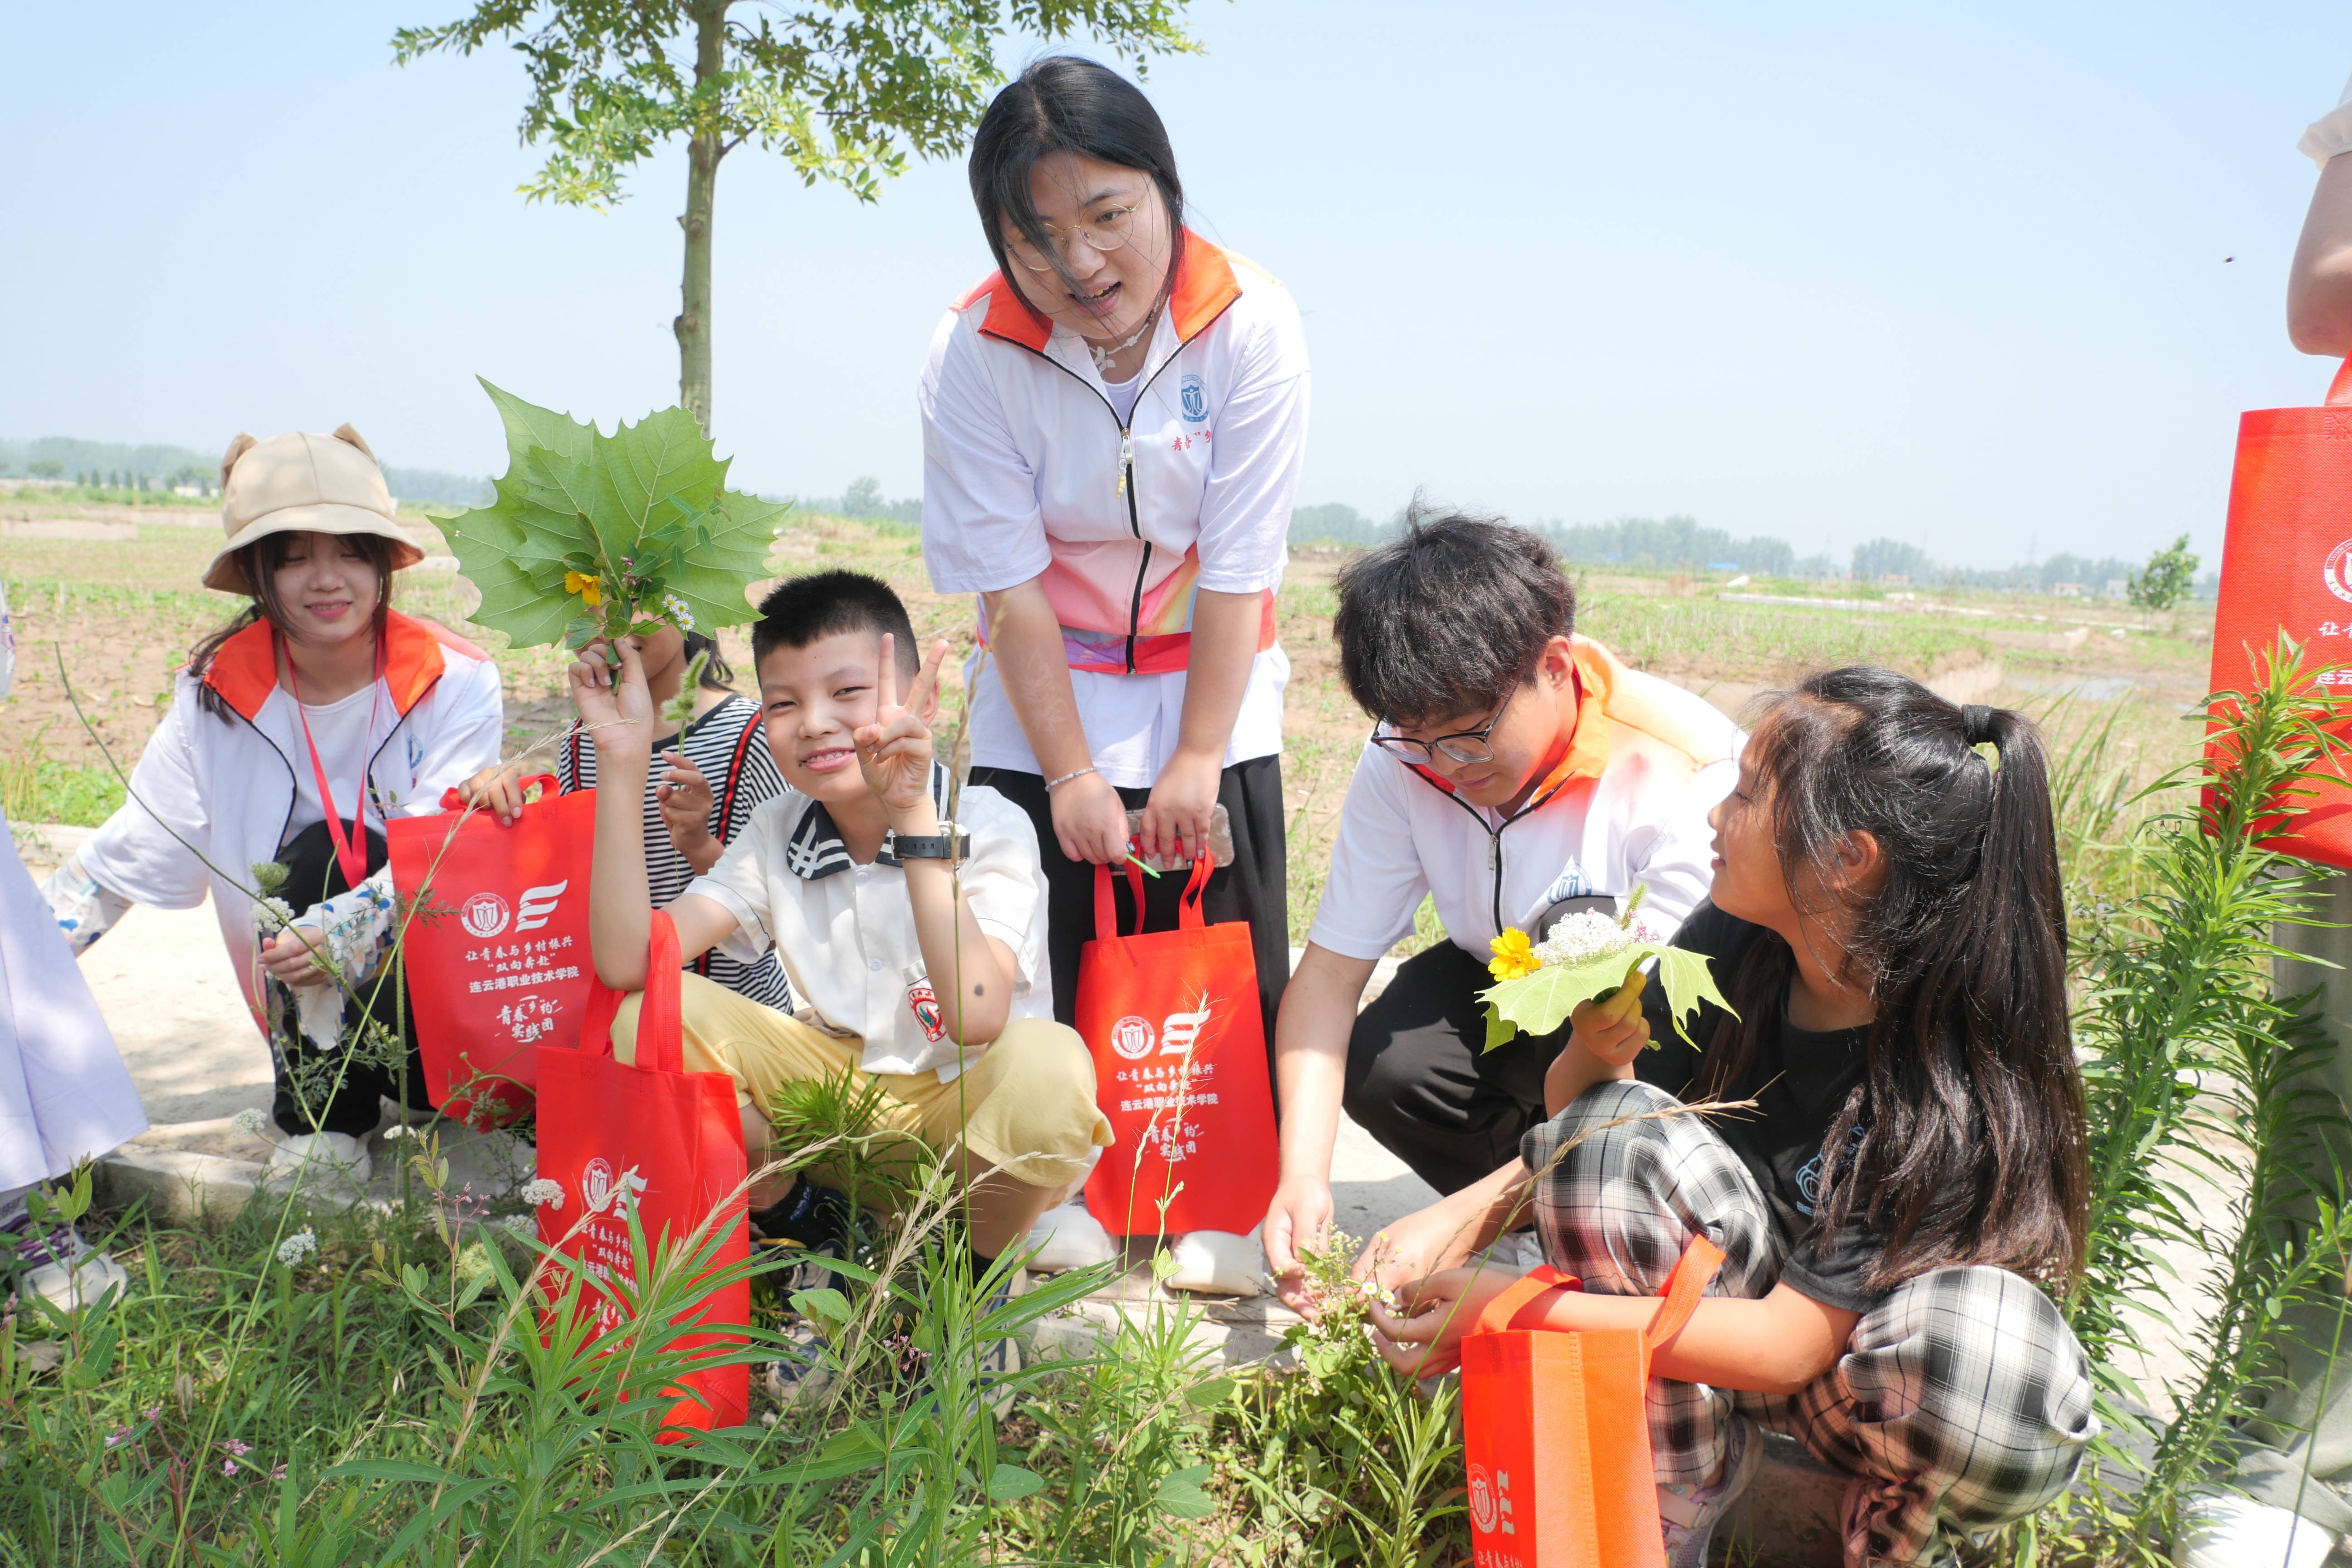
[1361,667,2097,1567]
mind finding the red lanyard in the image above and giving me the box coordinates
[280,633,383,891]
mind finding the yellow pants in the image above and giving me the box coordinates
[611,973,1113,1190]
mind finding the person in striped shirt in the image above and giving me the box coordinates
[459,629,793,1012]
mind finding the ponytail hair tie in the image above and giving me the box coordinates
[1961,704,1997,746]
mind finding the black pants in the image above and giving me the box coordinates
[266,821,430,1138]
[1341,937,1569,1195]
[973,755,1290,1092]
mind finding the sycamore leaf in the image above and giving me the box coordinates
[665,488,787,630]
[441,382,782,648]
[1479,944,1733,1052]
[480,377,596,466]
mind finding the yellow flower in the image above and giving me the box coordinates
[1488,927,1540,982]
[564,570,602,607]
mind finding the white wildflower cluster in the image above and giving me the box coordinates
[252,896,297,935]
[231,1108,270,1137]
[275,1227,318,1267]
[1534,909,1638,968]
[519,1177,565,1209]
[495,1213,536,1238]
[662,592,696,631]
[455,1242,496,1286]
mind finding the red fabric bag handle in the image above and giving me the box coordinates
[1176,851,1213,929]
[576,911,684,1071]
[1469,1234,1726,1340]
[1642,1234,1725,1352]
[1475,1262,1583,1335]
[2329,357,2352,407]
[437,774,560,812]
[1091,852,1219,938]
[1093,860,1146,938]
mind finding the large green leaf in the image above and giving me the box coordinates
[1480,943,1734,1052]
[480,377,596,466]
[666,488,787,630]
[440,382,783,648]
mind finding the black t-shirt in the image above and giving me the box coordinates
[1633,902,1888,1313]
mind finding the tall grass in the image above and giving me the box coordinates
[2018,640,2352,1566]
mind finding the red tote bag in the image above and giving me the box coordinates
[1458,1236,1724,1568]
[1076,856,1279,1237]
[2209,356,2352,866]
[386,776,596,1126]
[536,911,750,1436]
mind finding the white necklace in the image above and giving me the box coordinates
[1087,304,1160,377]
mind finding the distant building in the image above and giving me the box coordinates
[1875,573,1912,588]
[2052,582,2084,598]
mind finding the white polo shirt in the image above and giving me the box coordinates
[686,766,1053,1081]
[1307,639,1743,962]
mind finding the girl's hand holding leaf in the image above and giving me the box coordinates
[855,633,952,824]
[571,637,658,763]
[1544,987,1653,1114]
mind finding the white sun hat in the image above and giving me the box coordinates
[202,425,422,595]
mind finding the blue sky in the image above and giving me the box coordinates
[4,1,2349,568]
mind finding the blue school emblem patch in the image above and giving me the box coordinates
[1541,865,1592,906]
[1179,373,1207,423]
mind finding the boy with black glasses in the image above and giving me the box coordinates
[1260,509,1741,1309]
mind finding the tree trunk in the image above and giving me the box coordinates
[674,0,727,435]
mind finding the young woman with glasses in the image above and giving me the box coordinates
[918,58,1310,1195]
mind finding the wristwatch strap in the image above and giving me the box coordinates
[892,830,971,862]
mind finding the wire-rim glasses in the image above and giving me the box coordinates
[1005,206,1139,272]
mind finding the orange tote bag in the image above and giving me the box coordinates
[1459,1235,1725,1568]
[386,775,597,1126]
[2209,356,2352,866]
[1075,856,1279,1237]
[536,911,751,1436]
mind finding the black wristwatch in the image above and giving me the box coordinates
[892,829,971,864]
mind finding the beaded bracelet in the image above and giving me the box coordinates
[1044,766,1098,792]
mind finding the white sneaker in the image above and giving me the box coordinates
[265,1131,372,1190]
[23,1249,129,1313]
[1161,1230,1264,1297]
[2174,1493,2336,1568]
[1024,1200,1116,1273]
[5,1208,129,1312]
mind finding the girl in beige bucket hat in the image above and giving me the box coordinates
[42,427,505,1195]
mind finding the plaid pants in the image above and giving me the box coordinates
[1521,1080,2097,1566]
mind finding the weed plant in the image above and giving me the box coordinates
[2012,640,2352,1567]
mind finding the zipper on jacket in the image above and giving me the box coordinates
[985,295,1241,669]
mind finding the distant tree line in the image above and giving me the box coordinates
[0,435,492,509]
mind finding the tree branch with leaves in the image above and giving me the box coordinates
[393,0,1200,434]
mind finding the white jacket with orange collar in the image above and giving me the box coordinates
[68,611,503,1028]
[919,231,1311,788]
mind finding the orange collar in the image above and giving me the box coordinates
[201,611,452,723]
[959,230,1243,353]
[1404,638,1618,813]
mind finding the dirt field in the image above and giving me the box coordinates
[0,504,2219,943]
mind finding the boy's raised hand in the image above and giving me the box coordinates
[855,632,953,820]
[570,637,658,761]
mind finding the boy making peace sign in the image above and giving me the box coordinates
[577,570,1112,1300]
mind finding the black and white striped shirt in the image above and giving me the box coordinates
[559,692,794,1011]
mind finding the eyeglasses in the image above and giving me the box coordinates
[1004,206,1139,272]
[1370,699,1512,768]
